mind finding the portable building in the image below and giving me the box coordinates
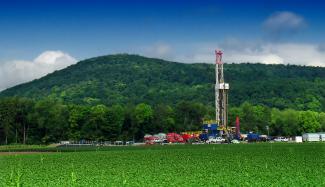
[319,133,325,142]
[60,141,70,145]
[294,136,303,143]
[302,133,320,142]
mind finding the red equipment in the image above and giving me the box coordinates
[144,135,159,145]
[236,116,241,138]
[167,133,184,143]
[215,50,223,64]
[182,134,192,142]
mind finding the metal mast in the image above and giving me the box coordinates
[215,50,229,136]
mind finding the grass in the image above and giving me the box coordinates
[0,144,50,152]
[0,143,324,186]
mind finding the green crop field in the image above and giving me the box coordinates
[0,144,325,187]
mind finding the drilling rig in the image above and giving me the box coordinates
[215,50,230,139]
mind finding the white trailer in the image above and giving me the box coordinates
[302,133,320,142]
[319,133,325,142]
[295,136,303,143]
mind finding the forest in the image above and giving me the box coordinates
[0,97,324,144]
[0,54,325,144]
[1,54,325,111]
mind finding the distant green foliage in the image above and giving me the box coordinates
[1,54,325,111]
[0,97,325,144]
[1,54,325,144]
[229,103,325,136]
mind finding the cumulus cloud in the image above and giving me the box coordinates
[0,51,77,91]
[171,40,325,67]
[265,43,325,66]
[263,11,307,39]
[142,11,313,66]
[180,12,320,66]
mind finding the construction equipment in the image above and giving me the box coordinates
[144,133,167,144]
[144,134,158,144]
[247,133,260,142]
[235,116,241,140]
[167,133,184,143]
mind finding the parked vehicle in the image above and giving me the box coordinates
[259,135,270,142]
[247,133,260,142]
[207,137,225,143]
[126,141,134,145]
[274,137,288,142]
[199,133,209,142]
[167,133,184,143]
[144,135,159,144]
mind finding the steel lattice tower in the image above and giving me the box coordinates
[215,50,229,136]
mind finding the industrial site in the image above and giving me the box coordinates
[57,50,325,148]
[1,0,325,186]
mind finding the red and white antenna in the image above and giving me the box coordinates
[215,50,223,64]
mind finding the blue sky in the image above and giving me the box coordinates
[0,0,325,90]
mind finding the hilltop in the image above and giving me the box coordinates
[1,54,325,111]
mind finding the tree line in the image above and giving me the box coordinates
[0,97,325,144]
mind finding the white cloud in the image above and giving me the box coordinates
[34,51,76,65]
[227,53,284,65]
[140,11,314,66]
[168,12,322,66]
[142,42,172,59]
[263,11,306,39]
[0,51,77,91]
[171,41,325,67]
[265,43,325,66]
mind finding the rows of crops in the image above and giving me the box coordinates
[0,143,325,186]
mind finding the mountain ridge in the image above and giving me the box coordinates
[1,54,325,111]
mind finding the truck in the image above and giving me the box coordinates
[206,137,225,144]
[166,133,184,143]
[247,133,260,142]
